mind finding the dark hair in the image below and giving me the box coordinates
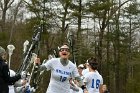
[87,57,98,70]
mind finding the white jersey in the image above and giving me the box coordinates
[82,68,89,76]
[9,69,16,93]
[43,58,80,93]
[83,71,103,93]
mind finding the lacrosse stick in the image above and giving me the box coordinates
[7,44,15,68]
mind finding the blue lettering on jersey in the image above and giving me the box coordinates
[60,76,67,82]
[56,69,71,75]
[91,79,100,89]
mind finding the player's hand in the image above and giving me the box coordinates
[84,89,88,93]
[21,79,27,86]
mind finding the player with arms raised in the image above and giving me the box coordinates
[35,44,83,93]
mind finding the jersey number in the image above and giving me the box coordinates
[91,79,100,89]
[60,76,67,82]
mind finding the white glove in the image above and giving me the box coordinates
[21,71,27,79]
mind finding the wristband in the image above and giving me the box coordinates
[81,85,86,90]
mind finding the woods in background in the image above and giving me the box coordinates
[0,0,140,93]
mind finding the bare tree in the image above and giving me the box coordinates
[0,0,14,31]
[9,0,23,43]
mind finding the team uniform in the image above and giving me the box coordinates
[83,71,103,93]
[70,64,84,93]
[82,68,89,76]
[43,58,80,93]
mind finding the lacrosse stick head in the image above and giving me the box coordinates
[7,44,15,56]
[23,40,29,53]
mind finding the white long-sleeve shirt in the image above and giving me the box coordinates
[42,58,80,93]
